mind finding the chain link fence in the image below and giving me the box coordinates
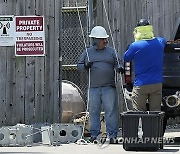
[62,5,88,102]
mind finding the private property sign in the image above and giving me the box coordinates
[15,16,45,56]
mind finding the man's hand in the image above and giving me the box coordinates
[117,67,125,74]
[84,62,93,69]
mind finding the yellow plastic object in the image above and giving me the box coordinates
[133,25,154,41]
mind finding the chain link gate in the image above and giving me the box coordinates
[62,4,88,102]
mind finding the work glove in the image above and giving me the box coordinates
[84,62,93,69]
[117,67,125,74]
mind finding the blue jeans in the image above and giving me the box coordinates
[88,86,118,138]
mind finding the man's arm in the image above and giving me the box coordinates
[123,44,135,62]
[77,51,86,72]
[77,50,93,72]
[114,50,124,74]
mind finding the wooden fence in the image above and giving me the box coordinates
[0,0,61,127]
[95,0,180,54]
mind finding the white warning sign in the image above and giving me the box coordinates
[0,15,14,46]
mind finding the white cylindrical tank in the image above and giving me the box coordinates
[62,80,86,123]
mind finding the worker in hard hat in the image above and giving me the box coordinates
[77,26,124,144]
[123,19,166,111]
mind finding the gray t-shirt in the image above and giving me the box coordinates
[77,46,123,88]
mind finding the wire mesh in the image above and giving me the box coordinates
[62,6,88,102]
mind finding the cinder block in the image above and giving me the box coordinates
[16,125,33,146]
[0,124,33,146]
[52,123,68,144]
[67,124,83,143]
[41,123,83,145]
[0,127,10,145]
